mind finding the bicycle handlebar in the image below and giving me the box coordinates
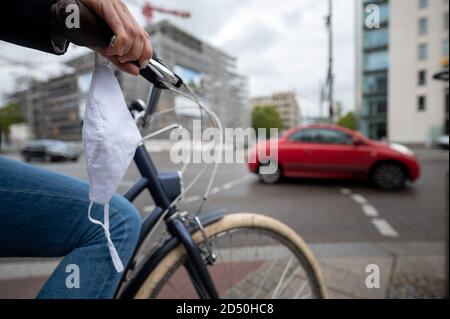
[52,0,183,89]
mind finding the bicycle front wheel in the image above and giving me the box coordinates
[134,213,328,299]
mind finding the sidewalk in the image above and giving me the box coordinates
[313,241,447,299]
[0,241,446,299]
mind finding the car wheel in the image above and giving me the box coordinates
[372,162,406,191]
[259,162,282,185]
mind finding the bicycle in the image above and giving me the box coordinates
[116,64,329,299]
[56,3,329,300]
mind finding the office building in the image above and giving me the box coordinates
[251,92,301,129]
[356,0,449,144]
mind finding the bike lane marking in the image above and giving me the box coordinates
[341,189,399,238]
[371,219,399,238]
[362,204,379,217]
[144,175,254,211]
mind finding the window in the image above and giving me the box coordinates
[419,0,428,9]
[364,50,389,71]
[419,17,428,35]
[290,129,353,145]
[418,96,427,112]
[368,122,387,140]
[418,44,428,60]
[363,28,389,49]
[363,73,388,94]
[418,70,427,85]
[375,123,387,140]
[365,97,388,116]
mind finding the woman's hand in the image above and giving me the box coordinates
[81,0,152,75]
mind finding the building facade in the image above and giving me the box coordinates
[251,92,301,129]
[8,71,83,141]
[9,20,249,141]
[121,20,249,132]
[356,0,449,144]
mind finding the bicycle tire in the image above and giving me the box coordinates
[134,213,328,299]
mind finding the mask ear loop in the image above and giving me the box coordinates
[88,201,125,273]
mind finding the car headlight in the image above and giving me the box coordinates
[390,143,415,157]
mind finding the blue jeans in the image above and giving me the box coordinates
[0,157,141,299]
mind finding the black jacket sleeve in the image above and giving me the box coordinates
[0,0,69,55]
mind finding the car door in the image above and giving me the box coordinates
[299,128,371,179]
[280,130,310,176]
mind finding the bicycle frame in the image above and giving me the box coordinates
[114,86,222,299]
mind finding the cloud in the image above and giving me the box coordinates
[222,24,281,56]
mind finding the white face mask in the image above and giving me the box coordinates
[83,58,142,272]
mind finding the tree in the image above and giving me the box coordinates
[337,112,357,131]
[0,103,24,152]
[251,105,283,139]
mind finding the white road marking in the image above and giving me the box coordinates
[371,219,399,238]
[141,175,252,211]
[120,180,136,187]
[143,205,155,213]
[182,195,201,204]
[222,183,233,190]
[342,189,399,238]
[211,187,221,194]
[362,204,379,217]
[0,261,59,280]
[351,194,368,205]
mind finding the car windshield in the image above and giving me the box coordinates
[40,140,71,150]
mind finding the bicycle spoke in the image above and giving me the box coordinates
[252,258,278,299]
[167,279,188,299]
[293,280,309,299]
[271,256,294,299]
[230,234,234,298]
[277,265,301,298]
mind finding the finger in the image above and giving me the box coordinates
[99,2,128,56]
[115,62,140,75]
[139,35,153,68]
[96,48,140,75]
[111,1,136,57]
[119,35,144,64]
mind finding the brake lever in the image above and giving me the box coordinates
[137,58,183,89]
[137,61,169,90]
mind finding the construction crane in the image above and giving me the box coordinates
[126,0,191,27]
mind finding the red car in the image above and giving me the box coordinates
[248,124,421,190]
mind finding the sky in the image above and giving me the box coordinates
[0,0,356,118]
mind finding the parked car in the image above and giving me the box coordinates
[21,140,79,163]
[248,124,421,190]
[437,135,449,150]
